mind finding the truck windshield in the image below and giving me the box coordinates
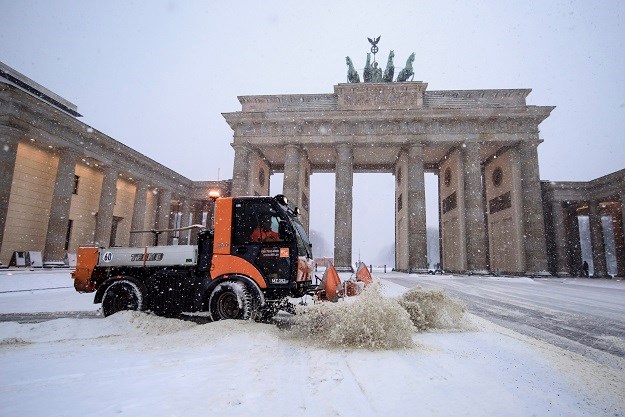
[288,214,312,259]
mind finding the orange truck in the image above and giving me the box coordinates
[72,195,315,321]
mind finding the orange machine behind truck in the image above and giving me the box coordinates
[73,195,315,321]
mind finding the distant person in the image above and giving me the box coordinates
[250,217,280,242]
[582,261,589,277]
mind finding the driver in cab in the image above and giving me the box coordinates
[250,217,281,242]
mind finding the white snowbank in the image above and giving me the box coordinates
[0,270,624,416]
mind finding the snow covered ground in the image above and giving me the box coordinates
[1,269,624,416]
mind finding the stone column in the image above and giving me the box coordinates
[565,205,583,276]
[622,192,625,249]
[551,200,570,276]
[205,200,217,229]
[231,145,252,196]
[156,188,172,246]
[334,144,353,272]
[129,181,149,247]
[189,201,205,244]
[612,201,625,277]
[301,163,311,233]
[43,149,78,261]
[0,134,19,254]
[94,167,118,247]
[589,200,608,277]
[178,197,191,245]
[407,143,428,272]
[518,142,549,275]
[283,144,302,205]
[462,142,488,273]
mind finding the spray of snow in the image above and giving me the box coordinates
[288,284,467,350]
[290,284,416,349]
[398,287,466,331]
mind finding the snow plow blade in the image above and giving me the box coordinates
[71,247,99,292]
[356,263,373,286]
[317,264,341,301]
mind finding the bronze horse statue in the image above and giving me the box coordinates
[363,53,372,82]
[346,56,360,83]
[382,50,395,82]
[397,53,415,82]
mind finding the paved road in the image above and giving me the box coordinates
[386,274,625,370]
[0,311,101,323]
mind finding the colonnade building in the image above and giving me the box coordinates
[1,61,623,276]
[0,62,229,265]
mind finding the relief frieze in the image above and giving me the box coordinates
[234,117,539,137]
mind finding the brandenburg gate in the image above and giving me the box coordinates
[223,81,553,275]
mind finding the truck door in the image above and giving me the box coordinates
[232,200,295,286]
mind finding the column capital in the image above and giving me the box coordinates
[0,126,23,144]
[53,146,83,160]
[134,179,150,191]
[230,142,251,149]
[335,144,353,160]
[335,142,353,151]
[403,141,426,153]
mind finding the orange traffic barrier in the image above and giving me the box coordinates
[356,263,373,286]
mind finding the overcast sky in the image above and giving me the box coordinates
[2,0,624,263]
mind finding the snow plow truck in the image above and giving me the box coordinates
[72,194,315,321]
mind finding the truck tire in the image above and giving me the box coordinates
[102,280,145,317]
[208,281,254,321]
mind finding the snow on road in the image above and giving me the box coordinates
[0,269,624,416]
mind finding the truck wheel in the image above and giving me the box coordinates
[209,281,254,321]
[102,280,145,317]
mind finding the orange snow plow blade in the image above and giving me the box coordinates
[71,247,99,292]
[320,264,341,301]
[356,263,373,286]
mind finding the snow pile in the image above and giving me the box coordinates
[398,287,466,330]
[0,311,196,345]
[119,311,196,336]
[291,284,416,349]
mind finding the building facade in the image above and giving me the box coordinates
[542,170,625,277]
[0,62,229,265]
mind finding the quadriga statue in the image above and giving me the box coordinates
[346,56,360,83]
[396,52,415,82]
